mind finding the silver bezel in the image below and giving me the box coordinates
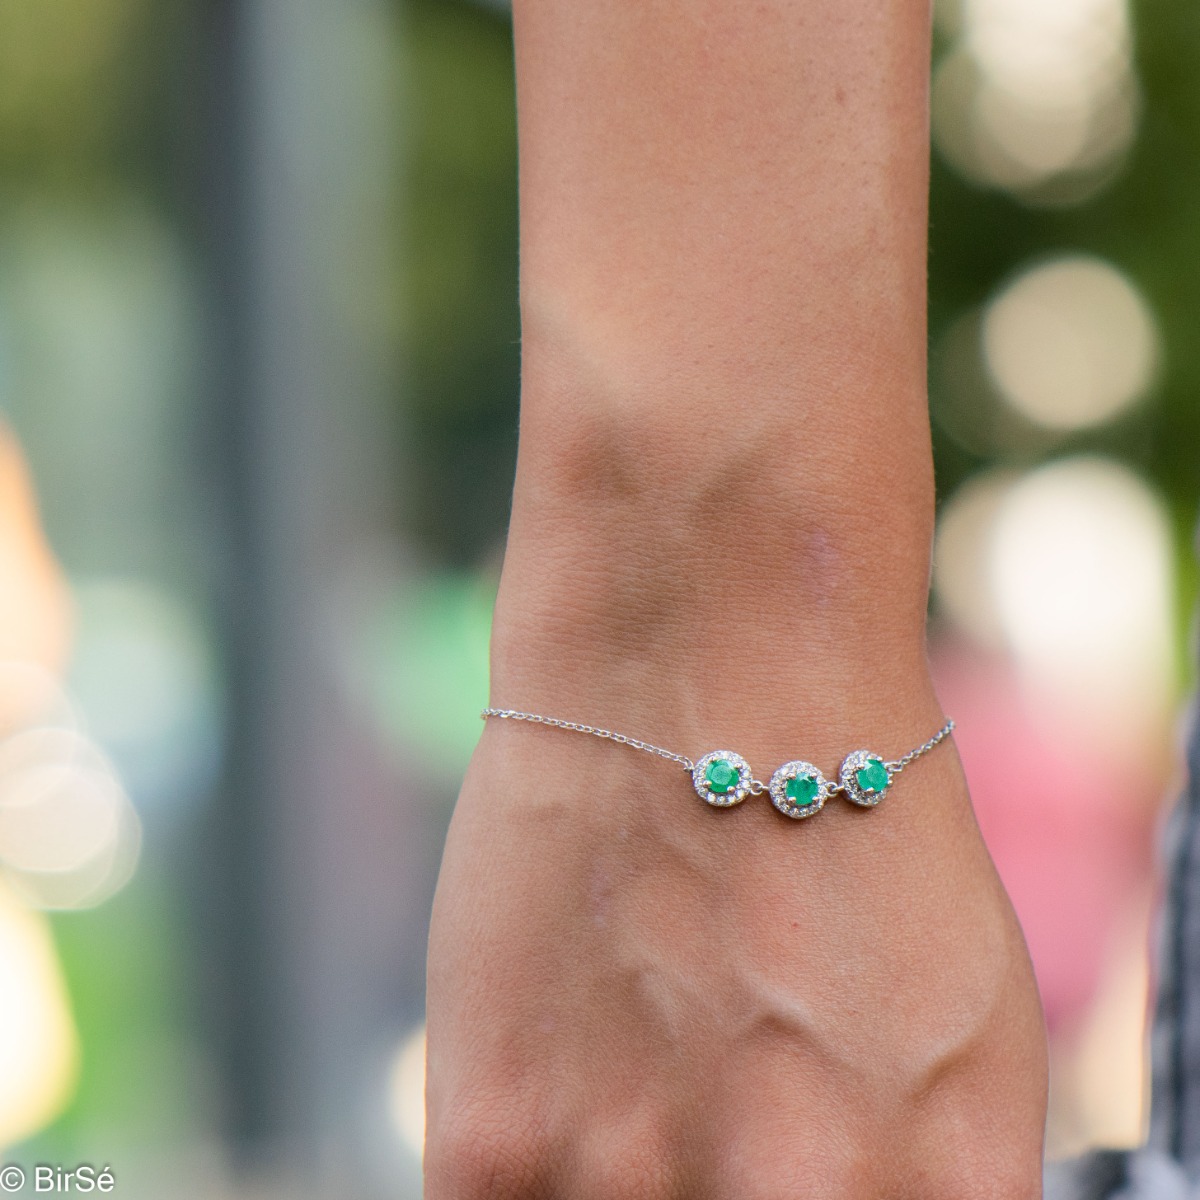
[839,749,891,807]
[767,760,828,820]
[692,750,752,807]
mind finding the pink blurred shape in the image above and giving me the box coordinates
[933,644,1156,1033]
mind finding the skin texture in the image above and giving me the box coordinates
[425,1,1049,1196]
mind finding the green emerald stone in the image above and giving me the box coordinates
[856,757,889,793]
[705,758,740,794]
[785,774,820,806]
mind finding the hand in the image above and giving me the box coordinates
[425,684,1048,1199]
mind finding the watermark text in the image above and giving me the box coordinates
[0,1164,116,1193]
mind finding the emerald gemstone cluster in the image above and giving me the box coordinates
[705,758,740,794]
[856,758,889,793]
[767,760,828,820]
[839,749,891,807]
[695,746,904,816]
[786,775,820,805]
[692,751,751,807]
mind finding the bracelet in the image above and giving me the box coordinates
[481,708,955,821]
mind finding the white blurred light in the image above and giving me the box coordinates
[935,458,1174,751]
[0,729,142,911]
[388,1023,427,1161]
[966,0,1125,102]
[6,796,141,913]
[983,257,1158,431]
[933,471,1018,646]
[988,457,1173,713]
[932,0,1137,199]
[0,883,78,1145]
[0,762,122,874]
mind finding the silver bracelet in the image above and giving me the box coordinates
[481,708,956,821]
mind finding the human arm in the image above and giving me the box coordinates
[425,1,1048,1195]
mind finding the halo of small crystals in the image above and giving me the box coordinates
[692,751,753,807]
[839,749,891,807]
[767,760,829,820]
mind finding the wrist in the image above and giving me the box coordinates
[491,340,943,763]
[490,505,942,774]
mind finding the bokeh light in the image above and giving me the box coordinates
[932,469,1017,648]
[982,256,1159,431]
[388,1023,427,1162]
[990,458,1173,727]
[933,0,1138,201]
[0,727,142,910]
[0,882,78,1146]
[936,457,1174,747]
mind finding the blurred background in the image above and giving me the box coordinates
[0,0,1195,1194]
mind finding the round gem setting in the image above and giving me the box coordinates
[705,758,740,793]
[768,760,828,820]
[692,751,752,807]
[839,749,891,807]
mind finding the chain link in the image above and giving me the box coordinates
[884,719,956,776]
[480,708,696,772]
[482,709,956,785]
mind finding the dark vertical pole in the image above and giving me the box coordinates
[192,0,409,1192]
[190,0,282,1158]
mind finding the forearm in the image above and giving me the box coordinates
[494,0,939,754]
[431,12,1047,1192]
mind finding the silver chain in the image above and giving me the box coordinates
[480,708,696,772]
[481,708,955,787]
[884,719,956,775]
